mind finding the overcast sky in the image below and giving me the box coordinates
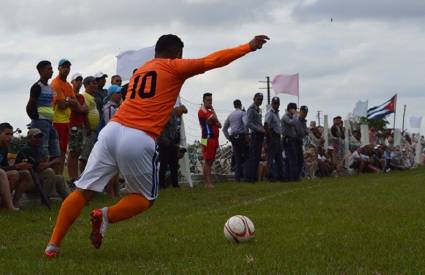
[1,0,424,144]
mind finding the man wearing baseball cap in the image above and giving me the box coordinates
[103,85,122,124]
[94,72,108,114]
[295,105,309,178]
[79,76,100,172]
[264,96,284,181]
[15,128,69,200]
[244,92,266,182]
[68,73,88,184]
[51,59,78,175]
[281,102,300,181]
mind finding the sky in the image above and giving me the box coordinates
[1,0,424,144]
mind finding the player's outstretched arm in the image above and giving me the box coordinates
[176,35,269,79]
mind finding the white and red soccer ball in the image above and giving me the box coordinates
[223,215,255,243]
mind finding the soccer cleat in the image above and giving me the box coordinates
[90,207,109,249]
[44,244,60,258]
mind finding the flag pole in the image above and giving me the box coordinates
[393,94,397,131]
[297,73,300,107]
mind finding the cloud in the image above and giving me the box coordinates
[292,0,425,22]
[0,0,283,35]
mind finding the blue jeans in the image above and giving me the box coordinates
[31,119,60,157]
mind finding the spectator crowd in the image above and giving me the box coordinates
[0,58,424,210]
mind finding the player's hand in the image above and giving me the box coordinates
[249,35,270,51]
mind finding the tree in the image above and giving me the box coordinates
[359,117,389,131]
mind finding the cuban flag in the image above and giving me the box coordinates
[367,95,397,120]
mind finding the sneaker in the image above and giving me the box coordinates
[44,244,60,258]
[90,208,109,249]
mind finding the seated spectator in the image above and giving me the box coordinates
[15,128,69,200]
[371,145,386,171]
[317,146,333,177]
[0,123,32,209]
[308,126,324,148]
[348,145,380,174]
[304,145,318,179]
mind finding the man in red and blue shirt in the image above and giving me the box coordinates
[198,92,221,188]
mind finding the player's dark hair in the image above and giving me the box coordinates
[203,92,212,100]
[233,99,242,108]
[36,60,51,72]
[155,34,184,57]
[0,122,13,133]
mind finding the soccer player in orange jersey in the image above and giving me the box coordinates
[44,34,269,257]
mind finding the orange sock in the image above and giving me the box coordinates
[48,191,87,246]
[107,194,152,223]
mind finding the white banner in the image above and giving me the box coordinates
[116,46,155,81]
[409,116,422,129]
[352,100,368,118]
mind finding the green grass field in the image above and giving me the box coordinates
[1,168,425,274]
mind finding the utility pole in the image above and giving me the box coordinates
[258,76,271,105]
[402,104,407,132]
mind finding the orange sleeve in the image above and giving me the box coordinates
[174,43,252,79]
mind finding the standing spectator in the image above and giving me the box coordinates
[158,101,187,189]
[93,72,108,114]
[349,130,362,152]
[330,116,345,171]
[264,96,284,182]
[51,59,77,175]
[222,99,248,181]
[15,128,69,200]
[26,60,60,161]
[0,123,32,209]
[120,69,137,101]
[80,76,100,171]
[295,105,309,178]
[369,127,377,146]
[158,110,180,189]
[111,75,122,86]
[102,85,122,124]
[281,102,300,181]
[198,92,221,188]
[102,84,123,197]
[244,93,266,182]
[68,73,88,184]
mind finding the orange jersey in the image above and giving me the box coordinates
[113,43,251,139]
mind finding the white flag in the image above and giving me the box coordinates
[409,116,423,129]
[116,46,155,81]
[352,100,368,118]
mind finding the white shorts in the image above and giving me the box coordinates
[75,121,160,200]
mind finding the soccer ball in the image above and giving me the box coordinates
[223,215,255,243]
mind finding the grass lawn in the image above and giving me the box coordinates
[1,168,425,274]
